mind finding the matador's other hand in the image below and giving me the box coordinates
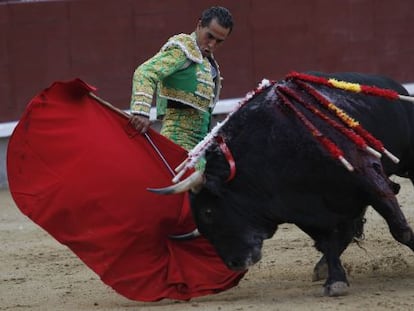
[130,114,151,134]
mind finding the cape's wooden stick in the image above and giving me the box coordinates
[89,92,176,177]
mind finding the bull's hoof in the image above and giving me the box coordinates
[312,261,328,282]
[323,281,349,297]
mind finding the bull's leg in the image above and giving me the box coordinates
[321,251,349,296]
[299,224,355,296]
[366,161,414,248]
[313,163,402,283]
[312,255,328,282]
[313,212,366,282]
[371,195,414,250]
[317,227,356,296]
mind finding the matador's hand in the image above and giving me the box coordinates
[130,114,151,134]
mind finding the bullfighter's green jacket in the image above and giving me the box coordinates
[130,32,222,151]
[130,32,221,118]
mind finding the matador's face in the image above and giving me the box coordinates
[195,18,230,58]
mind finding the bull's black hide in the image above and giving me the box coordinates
[191,72,414,296]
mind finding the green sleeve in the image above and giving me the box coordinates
[130,47,189,117]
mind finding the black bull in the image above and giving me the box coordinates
[154,72,414,296]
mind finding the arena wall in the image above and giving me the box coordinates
[1,0,414,122]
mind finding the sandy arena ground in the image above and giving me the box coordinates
[1,176,414,311]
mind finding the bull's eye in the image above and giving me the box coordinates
[203,208,214,224]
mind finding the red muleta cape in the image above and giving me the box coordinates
[6,79,245,302]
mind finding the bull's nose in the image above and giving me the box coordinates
[226,248,262,271]
[226,259,247,271]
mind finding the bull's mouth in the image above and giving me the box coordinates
[225,248,262,271]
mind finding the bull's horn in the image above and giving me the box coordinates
[169,229,201,240]
[147,170,204,194]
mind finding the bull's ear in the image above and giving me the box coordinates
[202,146,233,196]
[204,175,224,197]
